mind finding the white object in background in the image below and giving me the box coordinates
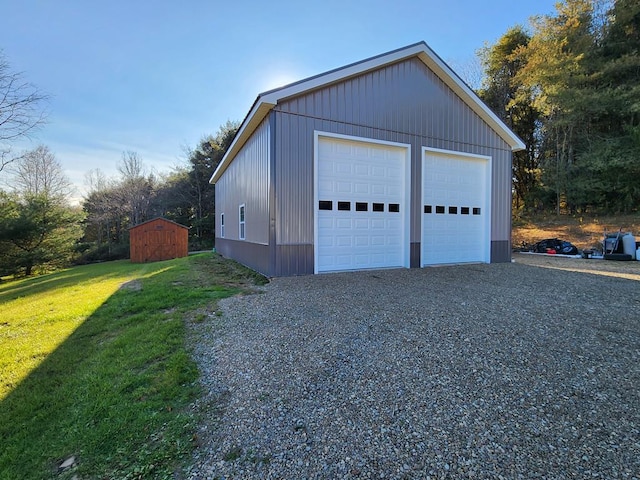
[621,233,636,259]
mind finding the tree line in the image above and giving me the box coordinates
[478,0,640,215]
[80,122,237,262]
[0,123,238,276]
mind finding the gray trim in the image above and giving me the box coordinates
[275,244,314,276]
[491,240,511,263]
[216,238,271,276]
[410,242,421,268]
[269,111,277,274]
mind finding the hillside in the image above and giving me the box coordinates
[512,214,640,252]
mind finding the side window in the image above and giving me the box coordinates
[239,204,245,240]
[220,213,225,238]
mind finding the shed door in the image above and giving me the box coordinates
[422,150,491,265]
[315,135,409,273]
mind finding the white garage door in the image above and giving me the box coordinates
[422,149,491,265]
[315,134,409,273]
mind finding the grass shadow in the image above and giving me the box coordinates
[0,253,265,479]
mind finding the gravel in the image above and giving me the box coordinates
[185,255,640,479]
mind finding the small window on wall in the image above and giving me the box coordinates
[220,213,225,238]
[239,204,245,240]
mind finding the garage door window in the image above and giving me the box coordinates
[319,200,333,210]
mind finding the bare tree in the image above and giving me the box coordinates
[448,54,484,92]
[12,145,72,200]
[117,151,154,227]
[83,168,122,248]
[117,150,145,179]
[0,52,48,172]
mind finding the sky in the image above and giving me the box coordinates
[1,0,560,201]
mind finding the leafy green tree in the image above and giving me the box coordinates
[0,192,82,276]
[517,0,598,214]
[478,26,540,212]
[182,120,239,246]
[579,0,640,212]
[0,146,82,275]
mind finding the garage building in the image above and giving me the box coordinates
[210,42,525,276]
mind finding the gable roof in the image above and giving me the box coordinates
[210,41,526,184]
[129,217,189,231]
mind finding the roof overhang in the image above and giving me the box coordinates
[210,41,526,184]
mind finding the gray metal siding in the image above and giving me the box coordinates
[216,238,271,276]
[215,118,270,249]
[273,57,513,262]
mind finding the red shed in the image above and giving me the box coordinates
[129,218,189,263]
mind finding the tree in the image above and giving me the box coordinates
[183,120,239,245]
[82,168,123,252]
[478,26,540,211]
[516,0,599,213]
[0,52,48,172]
[117,151,156,229]
[579,0,640,212]
[12,145,72,197]
[0,147,81,275]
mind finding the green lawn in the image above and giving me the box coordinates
[0,253,265,479]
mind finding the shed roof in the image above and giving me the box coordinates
[129,217,190,231]
[210,41,526,184]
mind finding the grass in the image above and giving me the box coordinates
[0,253,266,479]
[512,213,640,251]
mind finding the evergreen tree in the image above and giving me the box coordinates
[479,26,540,211]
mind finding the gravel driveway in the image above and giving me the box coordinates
[186,255,640,479]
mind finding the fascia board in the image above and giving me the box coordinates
[210,100,275,184]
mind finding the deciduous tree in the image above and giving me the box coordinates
[0,52,48,172]
[478,26,540,211]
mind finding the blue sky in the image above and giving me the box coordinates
[1,0,559,199]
